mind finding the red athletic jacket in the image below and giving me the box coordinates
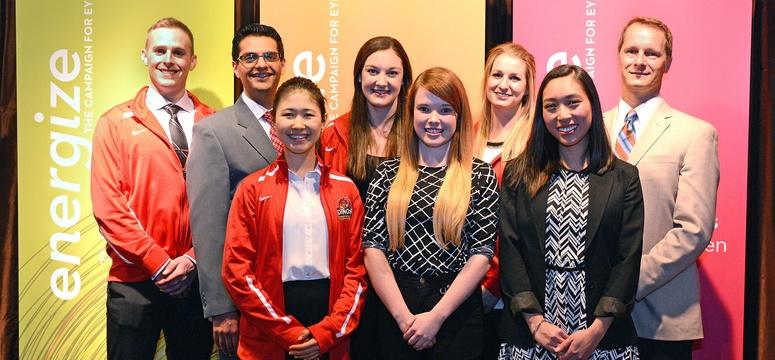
[473,119,507,298]
[482,153,505,298]
[91,86,215,282]
[320,112,351,174]
[222,158,367,360]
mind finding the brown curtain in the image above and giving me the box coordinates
[233,0,260,101]
[0,0,773,359]
[485,0,513,60]
[746,0,775,359]
[0,0,18,357]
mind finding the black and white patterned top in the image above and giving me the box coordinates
[363,157,499,276]
[499,169,638,360]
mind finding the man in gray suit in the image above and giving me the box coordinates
[604,17,719,360]
[187,23,285,359]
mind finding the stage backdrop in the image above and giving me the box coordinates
[513,1,750,359]
[16,1,233,358]
[260,1,486,122]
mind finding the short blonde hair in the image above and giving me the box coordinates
[617,17,672,62]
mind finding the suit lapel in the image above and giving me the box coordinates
[234,98,276,164]
[529,183,549,255]
[604,107,620,148]
[586,171,612,249]
[629,102,673,165]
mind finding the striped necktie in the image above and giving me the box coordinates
[615,109,638,160]
[163,103,188,167]
[263,112,284,155]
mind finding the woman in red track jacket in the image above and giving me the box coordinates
[222,77,366,360]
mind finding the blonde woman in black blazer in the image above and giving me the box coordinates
[498,65,643,360]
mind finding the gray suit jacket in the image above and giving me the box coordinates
[187,98,278,318]
[604,100,719,340]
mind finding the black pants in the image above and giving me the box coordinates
[284,279,330,360]
[482,308,503,359]
[377,271,483,360]
[348,285,383,360]
[638,338,693,360]
[106,280,212,360]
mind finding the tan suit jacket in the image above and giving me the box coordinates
[604,100,719,340]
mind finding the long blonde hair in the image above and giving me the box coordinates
[386,67,473,250]
[475,42,536,161]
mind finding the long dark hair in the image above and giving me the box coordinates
[347,36,413,181]
[504,64,613,196]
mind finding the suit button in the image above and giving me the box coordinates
[419,277,426,284]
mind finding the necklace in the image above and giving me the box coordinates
[370,115,394,139]
[371,125,391,138]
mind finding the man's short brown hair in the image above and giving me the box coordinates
[146,17,195,54]
[617,17,672,61]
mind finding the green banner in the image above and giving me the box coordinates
[17,1,233,358]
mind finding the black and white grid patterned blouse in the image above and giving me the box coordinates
[362,157,499,276]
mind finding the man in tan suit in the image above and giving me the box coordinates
[604,17,719,360]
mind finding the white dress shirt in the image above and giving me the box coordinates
[145,85,196,143]
[482,145,503,163]
[282,165,331,282]
[615,96,664,136]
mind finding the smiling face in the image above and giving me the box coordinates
[274,90,323,156]
[541,75,592,155]
[486,54,528,111]
[413,87,458,161]
[618,23,671,104]
[142,27,197,101]
[360,49,404,110]
[233,35,285,106]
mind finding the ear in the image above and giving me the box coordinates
[190,54,197,71]
[232,60,240,79]
[141,49,148,65]
[665,57,672,73]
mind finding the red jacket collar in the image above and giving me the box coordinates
[129,86,214,129]
[272,154,333,186]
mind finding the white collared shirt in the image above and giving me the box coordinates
[241,92,274,138]
[615,96,664,137]
[145,85,196,143]
[282,165,330,282]
[482,146,503,163]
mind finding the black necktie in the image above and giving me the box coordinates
[163,104,188,167]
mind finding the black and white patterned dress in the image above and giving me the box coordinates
[362,158,499,275]
[499,169,638,360]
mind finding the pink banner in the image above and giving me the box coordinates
[514,1,750,359]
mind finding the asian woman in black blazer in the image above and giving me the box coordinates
[498,65,644,360]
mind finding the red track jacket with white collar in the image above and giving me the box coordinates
[91,86,215,282]
[222,158,367,360]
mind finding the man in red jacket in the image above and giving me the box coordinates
[91,17,214,359]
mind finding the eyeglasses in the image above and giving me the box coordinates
[237,52,281,64]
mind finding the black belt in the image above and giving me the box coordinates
[545,263,585,272]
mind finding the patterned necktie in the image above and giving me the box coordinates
[615,109,638,160]
[163,104,188,167]
[263,111,284,155]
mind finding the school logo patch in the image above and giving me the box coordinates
[337,197,352,220]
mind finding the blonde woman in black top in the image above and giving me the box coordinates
[363,67,499,359]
